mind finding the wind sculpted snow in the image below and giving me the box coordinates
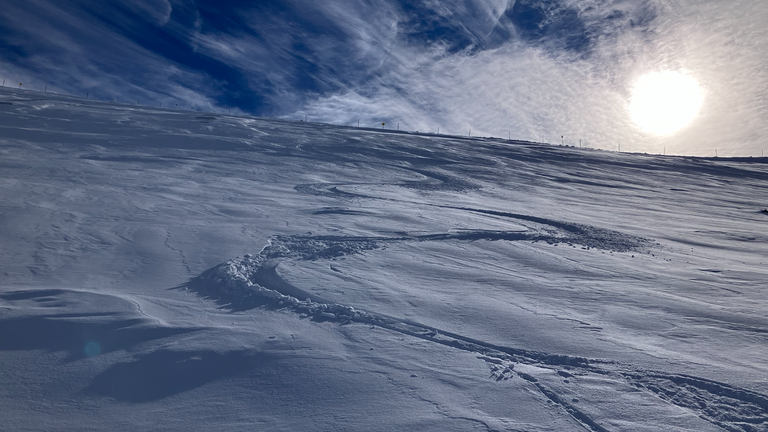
[1,87,768,431]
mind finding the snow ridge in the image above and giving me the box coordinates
[293,180,652,253]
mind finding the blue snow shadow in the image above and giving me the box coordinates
[84,349,268,402]
[0,314,198,361]
[0,289,201,361]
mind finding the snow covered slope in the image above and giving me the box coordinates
[1,87,767,431]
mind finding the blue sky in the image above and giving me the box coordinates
[1,0,767,156]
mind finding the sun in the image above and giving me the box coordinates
[628,71,704,136]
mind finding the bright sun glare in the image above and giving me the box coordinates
[629,71,704,136]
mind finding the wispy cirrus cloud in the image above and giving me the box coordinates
[0,0,766,156]
[300,0,768,156]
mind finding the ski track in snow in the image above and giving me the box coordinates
[172,134,765,431]
[294,181,651,253]
[187,224,766,432]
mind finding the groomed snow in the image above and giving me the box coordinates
[1,88,768,431]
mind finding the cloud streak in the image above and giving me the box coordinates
[0,0,766,156]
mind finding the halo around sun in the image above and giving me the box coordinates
[629,71,704,136]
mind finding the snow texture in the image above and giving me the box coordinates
[1,87,768,431]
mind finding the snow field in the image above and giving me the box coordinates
[2,87,768,431]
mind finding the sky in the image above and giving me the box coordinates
[1,0,766,156]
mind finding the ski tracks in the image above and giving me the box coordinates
[181,227,768,432]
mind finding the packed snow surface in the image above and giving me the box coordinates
[1,88,768,431]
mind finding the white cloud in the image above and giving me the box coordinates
[126,0,173,26]
[297,0,768,156]
[1,0,766,156]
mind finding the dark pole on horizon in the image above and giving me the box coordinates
[2,79,4,87]
[579,139,582,148]
[469,129,471,137]
[438,127,440,135]
[44,85,47,93]
[509,131,511,140]
[397,123,399,131]
[357,119,359,127]
[117,97,120,103]
[86,92,89,99]
[561,135,564,146]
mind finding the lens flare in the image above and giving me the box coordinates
[84,341,101,357]
[629,71,704,136]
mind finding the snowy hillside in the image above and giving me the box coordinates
[1,87,768,431]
